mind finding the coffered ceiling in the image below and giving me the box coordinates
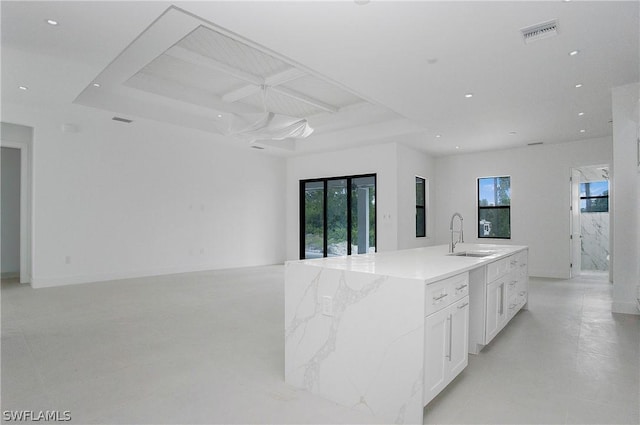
[1,1,638,155]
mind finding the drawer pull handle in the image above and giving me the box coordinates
[457,302,469,309]
[456,284,468,291]
[433,293,449,301]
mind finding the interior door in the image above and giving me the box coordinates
[570,168,582,277]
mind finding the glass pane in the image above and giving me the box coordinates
[304,181,324,258]
[416,177,425,206]
[416,207,426,237]
[479,177,510,206]
[581,181,608,197]
[479,208,511,238]
[584,197,609,213]
[327,179,348,257]
[351,176,376,254]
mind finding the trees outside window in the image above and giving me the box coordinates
[478,176,511,239]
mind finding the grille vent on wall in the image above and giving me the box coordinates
[521,19,559,43]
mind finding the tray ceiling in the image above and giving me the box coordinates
[74,6,412,152]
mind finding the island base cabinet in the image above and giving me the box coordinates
[485,278,507,343]
[423,296,469,406]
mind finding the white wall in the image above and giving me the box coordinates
[3,104,286,287]
[1,147,21,276]
[434,137,613,278]
[396,143,437,249]
[285,142,437,260]
[611,83,639,315]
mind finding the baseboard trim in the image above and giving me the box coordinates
[31,262,281,289]
[1,271,19,279]
[529,269,570,279]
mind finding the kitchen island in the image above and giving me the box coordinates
[284,243,528,424]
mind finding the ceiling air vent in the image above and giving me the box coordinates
[112,116,133,123]
[521,19,559,44]
[527,142,543,146]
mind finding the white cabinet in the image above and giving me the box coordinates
[423,272,469,406]
[485,277,507,343]
[468,249,528,354]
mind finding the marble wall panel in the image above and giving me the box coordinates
[581,212,609,271]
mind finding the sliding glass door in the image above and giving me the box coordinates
[300,174,376,259]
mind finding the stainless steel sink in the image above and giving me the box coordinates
[447,251,496,258]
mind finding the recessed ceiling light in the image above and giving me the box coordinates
[217,114,223,118]
[575,83,583,88]
[578,112,585,116]
[580,129,586,133]
[455,146,460,150]
[46,19,58,26]
[569,50,580,56]
[464,93,473,98]
[435,134,442,138]
[18,86,28,90]
[508,131,517,136]
[92,83,101,88]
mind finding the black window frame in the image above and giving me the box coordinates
[416,176,426,238]
[580,181,609,213]
[299,173,377,259]
[477,176,511,240]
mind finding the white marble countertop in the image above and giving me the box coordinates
[288,243,528,284]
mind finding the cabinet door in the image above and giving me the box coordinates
[449,297,469,377]
[485,278,506,343]
[423,306,450,406]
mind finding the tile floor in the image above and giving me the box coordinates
[2,267,638,424]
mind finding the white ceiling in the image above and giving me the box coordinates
[2,1,638,156]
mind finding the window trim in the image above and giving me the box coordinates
[416,176,426,238]
[477,176,511,240]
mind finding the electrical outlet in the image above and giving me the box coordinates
[322,296,333,316]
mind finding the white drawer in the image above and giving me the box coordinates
[487,258,509,282]
[425,272,469,316]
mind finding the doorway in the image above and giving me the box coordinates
[1,122,33,284]
[570,165,610,280]
[300,174,376,259]
[1,147,21,280]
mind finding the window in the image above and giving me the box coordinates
[416,176,426,237]
[300,174,376,259]
[478,176,511,239]
[580,181,609,212]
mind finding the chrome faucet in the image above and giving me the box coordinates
[449,212,464,253]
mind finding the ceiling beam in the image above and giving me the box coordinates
[271,86,339,113]
[222,85,261,103]
[222,67,307,103]
[265,67,307,86]
[167,46,335,113]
